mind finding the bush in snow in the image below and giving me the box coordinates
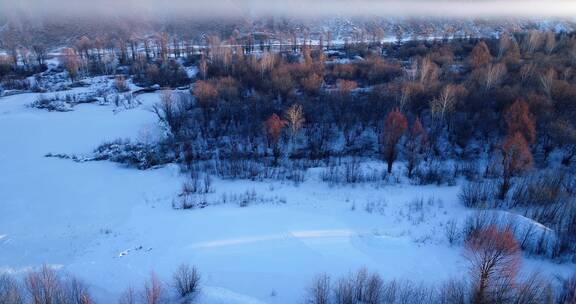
[0,77,30,91]
[462,211,562,259]
[30,92,99,112]
[93,139,165,169]
[509,170,573,224]
[172,264,201,301]
[306,274,331,304]
[30,94,73,112]
[320,159,387,186]
[413,159,455,186]
[445,218,460,245]
[459,180,498,208]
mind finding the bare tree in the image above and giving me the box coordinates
[118,287,136,304]
[513,272,551,304]
[482,63,507,91]
[25,265,62,304]
[527,30,542,53]
[398,84,412,112]
[497,33,512,59]
[143,272,163,304]
[199,55,208,80]
[259,51,275,80]
[544,31,556,55]
[333,276,354,304]
[307,274,331,304]
[75,36,92,60]
[284,104,305,143]
[524,30,543,54]
[363,273,384,304]
[519,62,536,83]
[152,90,188,136]
[0,274,23,304]
[430,85,457,122]
[66,277,93,304]
[1,25,20,67]
[437,279,467,304]
[418,56,439,85]
[31,42,48,66]
[539,68,556,98]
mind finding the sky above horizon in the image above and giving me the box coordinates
[1,0,576,19]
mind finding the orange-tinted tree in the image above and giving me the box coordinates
[470,41,493,68]
[144,272,163,304]
[464,226,521,304]
[336,79,358,98]
[264,114,286,165]
[382,108,408,173]
[264,114,286,147]
[193,80,218,108]
[301,73,323,96]
[505,100,536,144]
[270,65,294,101]
[405,117,428,179]
[62,48,80,81]
[500,132,533,199]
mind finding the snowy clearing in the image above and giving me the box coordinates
[0,89,573,303]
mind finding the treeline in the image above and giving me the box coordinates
[135,30,576,173]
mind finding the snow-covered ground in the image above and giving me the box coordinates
[0,88,573,303]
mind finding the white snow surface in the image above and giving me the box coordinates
[0,88,573,303]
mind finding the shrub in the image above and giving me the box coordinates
[459,180,497,208]
[93,140,163,169]
[413,160,455,186]
[172,264,201,299]
[445,219,460,245]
